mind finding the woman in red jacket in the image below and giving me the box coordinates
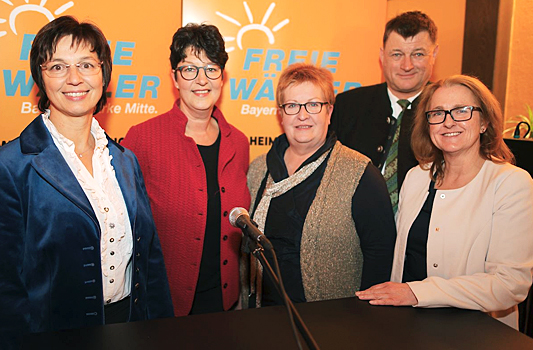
[122,23,250,316]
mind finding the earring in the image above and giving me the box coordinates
[480,127,486,133]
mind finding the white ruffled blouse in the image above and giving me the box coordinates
[42,111,133,305]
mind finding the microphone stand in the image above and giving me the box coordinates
[250,241,320,350]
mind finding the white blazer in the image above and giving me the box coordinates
[392,160,533,329]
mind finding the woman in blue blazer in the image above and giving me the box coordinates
[0,16,173,337]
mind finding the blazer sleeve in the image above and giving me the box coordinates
[408,169,533,312]
[0,158,30,334]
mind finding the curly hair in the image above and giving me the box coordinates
[411,75,514,183]
[169,23,228,71]
[29,16,112,115]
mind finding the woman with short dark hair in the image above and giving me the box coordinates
[122,23,250,316]
[0,16,173,335]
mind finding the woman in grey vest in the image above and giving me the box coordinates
[241,63,396,308]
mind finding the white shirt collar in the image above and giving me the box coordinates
[42,109,109,153]
[387,89,422,119]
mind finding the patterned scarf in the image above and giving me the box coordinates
[249,148,331,307]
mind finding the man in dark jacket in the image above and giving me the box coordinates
[330,11,439,211]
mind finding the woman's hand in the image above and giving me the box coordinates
[355,282,418,306]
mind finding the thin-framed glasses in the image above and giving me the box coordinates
[174,65,222,81]
[40,61,103,78]
[279,102,329,115]
[426,106,482,125]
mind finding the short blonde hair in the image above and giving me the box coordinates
[276,63,335,106]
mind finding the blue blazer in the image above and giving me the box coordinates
[0,116,174,334]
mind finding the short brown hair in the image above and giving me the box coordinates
[383,11,437,46]
[411,74,514,182]
[276,63,335,107]
[30,16,112,115]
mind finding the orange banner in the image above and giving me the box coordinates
[1,0,388,160]
[183,0,387,160]
[0,0,181,146]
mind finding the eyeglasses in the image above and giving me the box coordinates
[174,65,222,81]
[279,102,329,115]
[40,60,103,78]
[425,106,482,125]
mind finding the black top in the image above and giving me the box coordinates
[190,131,223,315]
[402,181,437,283]
[252,132,396,306]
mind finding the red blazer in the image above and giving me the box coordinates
[122,101,250,316]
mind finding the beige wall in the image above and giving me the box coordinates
[386,0,467,81]
[501,0,533,130]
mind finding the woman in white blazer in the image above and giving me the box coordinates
[356,75,533,329]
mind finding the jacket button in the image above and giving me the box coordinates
[223,211,228,217]
[136,252,141,258]
[135,283,140,289]
[134,298,138,304]
[387,117,391,124]
[221,187,226,193]
[377,145,384,152]
[136,267,140,273]
[223,259,228,265]
[223,283,228,289]
[137,236,141,242]
[223,235,228,241]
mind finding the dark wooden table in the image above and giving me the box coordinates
[21,297,533,349]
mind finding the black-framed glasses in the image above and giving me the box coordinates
[279,102,329,115]
[173,65,222,80]
[40,60,103,78]
[426,106,482,125]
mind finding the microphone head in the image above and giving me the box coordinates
[229,207,249,227]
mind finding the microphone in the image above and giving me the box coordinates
[229,207,273,251]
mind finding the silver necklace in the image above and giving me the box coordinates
[77,143,94,158]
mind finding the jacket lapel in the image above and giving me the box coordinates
[214,107,236,174]
[22,117,97,224]
[109,143,137,227]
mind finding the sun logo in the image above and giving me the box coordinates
[216,1,289,53]
[0,0,74,38]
